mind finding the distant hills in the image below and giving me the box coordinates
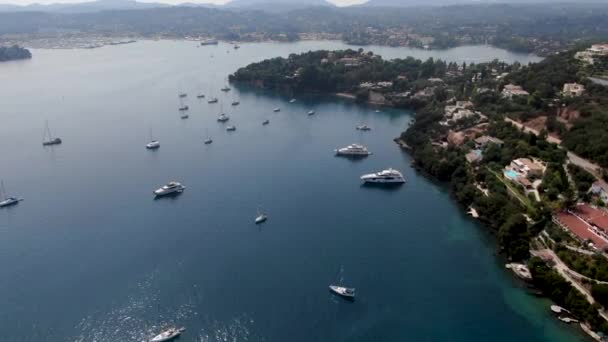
[0,0,170,13]
[0,0,333,13]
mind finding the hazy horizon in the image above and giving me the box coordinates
[0,0,365,6]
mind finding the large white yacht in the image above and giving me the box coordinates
[154,181,185,197]
[335,144,372,157]
[150,327,185,342]
[360,168,405,184]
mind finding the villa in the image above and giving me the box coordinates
[503,158,545,200]
[474,136,504,149]
[501,84,530,99]
[563,83,585,97]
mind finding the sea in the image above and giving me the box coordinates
[0,40,584,341]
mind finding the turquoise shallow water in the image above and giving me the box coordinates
[0,40,583,341]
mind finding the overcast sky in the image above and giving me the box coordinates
[0,0,368,6]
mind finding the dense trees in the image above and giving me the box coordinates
[529,257,608,333]
[0,45,31,62]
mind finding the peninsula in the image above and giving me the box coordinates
[231,45,608,338]
[0,45,31,62]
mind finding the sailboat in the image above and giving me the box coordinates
[178,98,189,111]
[255,207,267,224]
[204,129,213,144]
[42,121,62,146]
[0,181,22,208]
[146,129,160,149]
[329,266,355,300]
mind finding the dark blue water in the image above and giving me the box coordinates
[0,41,581,341]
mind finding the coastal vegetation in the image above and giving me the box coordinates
[0,45,30,62]
[231,44,608,336]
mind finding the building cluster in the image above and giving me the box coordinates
[440,101,481,126]
[589,181,608,203]
[555,204,608,250]
[575,43,608,64]
[501,84,530,99]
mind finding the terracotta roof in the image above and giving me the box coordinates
[557,212,608,249]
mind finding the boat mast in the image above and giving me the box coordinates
[0,180,5,200]
[43,120,51,142]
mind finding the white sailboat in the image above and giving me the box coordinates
[146,129,160,149]
[204,129,213,144]
[178,97,189,111]
[42,121,62,146]
[0,181,21,208]
[255,207,267,224]
[329,266,355,300]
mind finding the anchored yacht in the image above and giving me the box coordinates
[356,125,371,131]
[207,97,219,104]
[308,110,315,115]
[335,144,372,157]
[178,93,187,98]
[289,98,296,103]
[154,181,185,197]
[221,86,231,92]
[360,168,405,184]
[150,327,185,342]
[329,285,355,299]
[226,125,236,131]
[231,100,240,106]
[273,108,281,112]
[200,39,218,46]
[197,93,205,99]
[262,119,270,125]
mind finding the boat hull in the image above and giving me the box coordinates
[0,198,19,208]
[42,138,62,146]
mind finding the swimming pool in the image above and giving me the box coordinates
[505,169,520,180]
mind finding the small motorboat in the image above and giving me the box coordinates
[307,110,315,115]
[204,138,213,144]
[273,108,281,112]
[150,327,186,342]
[226,125,236,131]
[356,125,371,131]
[262,120,270,125]
[329,285,355,299]
[146,140,160,149]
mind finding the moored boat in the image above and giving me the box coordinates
[150,327,186,342]
[335,144,371,157]
[329,285,355,299]
[308,110,315,115]
[146,140,160,149]
[226,125,236,131]
[42,121,62,146]
[262,119,270,125]
[360,168,405,184]
[0,181,21,208]
[273,107,281,112]
[255,207,267,224]
[356,125,371,131]
[154,181,185,197]
[207,97,219,104]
